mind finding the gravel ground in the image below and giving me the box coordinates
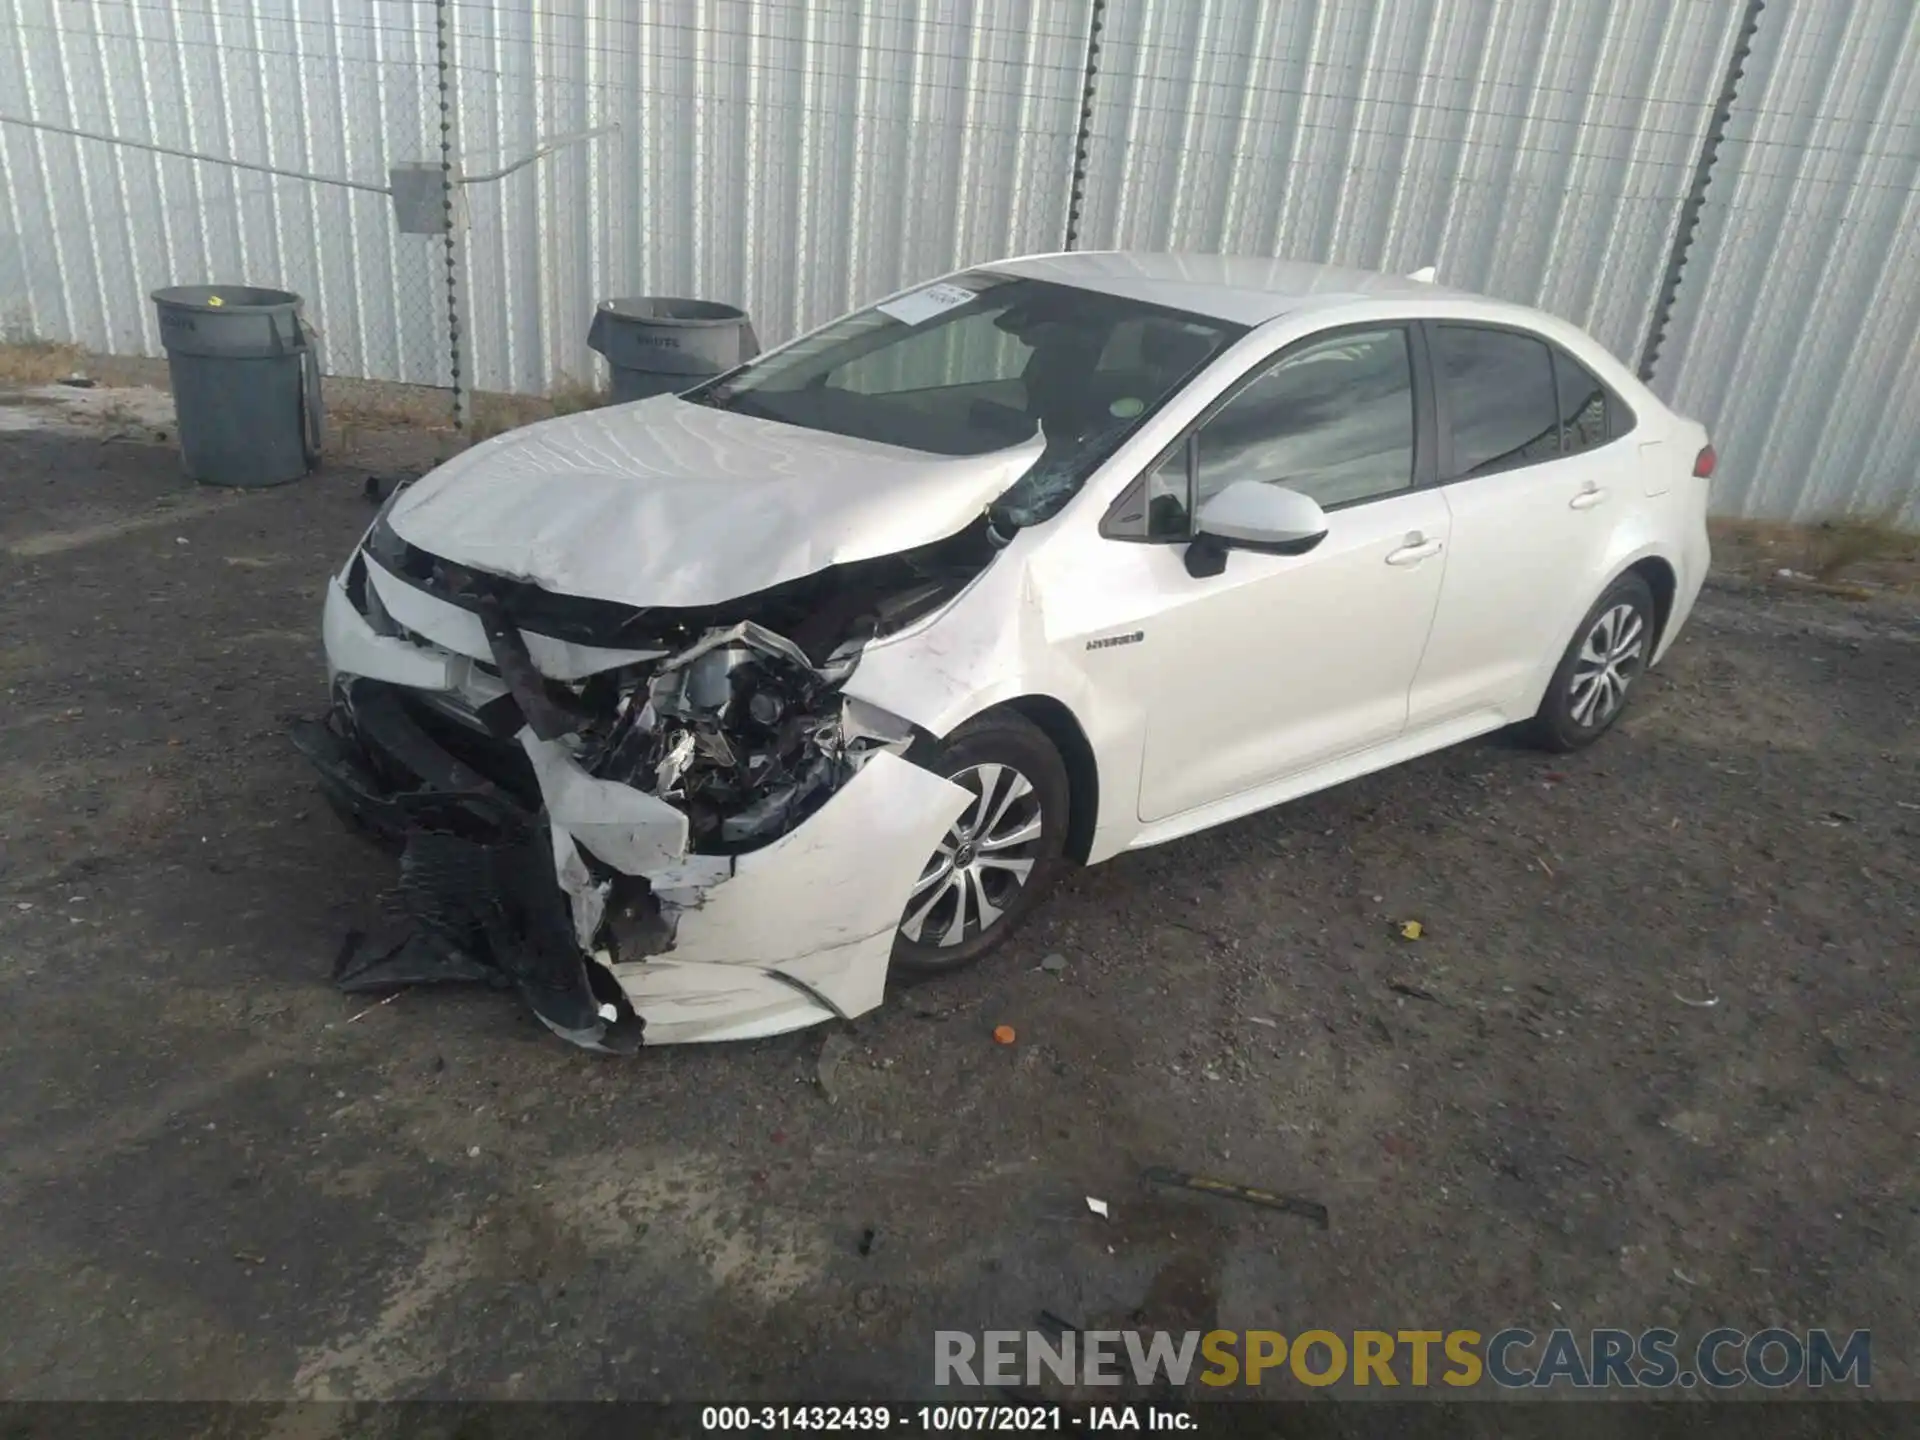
[1,388,1915,1404]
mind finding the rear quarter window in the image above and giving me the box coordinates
[1552,345,1639,450]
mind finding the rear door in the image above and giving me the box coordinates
[1408,323,1637,729]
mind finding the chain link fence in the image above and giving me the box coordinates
[2,0,1915,518]
[1,0,454,419]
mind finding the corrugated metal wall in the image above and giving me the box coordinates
[445,0,1093,393]
[2,0,1916,521]
[0,0,453,384]
[1073,0,1745,366]
[1658,0,1920,524]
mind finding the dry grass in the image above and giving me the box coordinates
[2,340,607,453]
[324,379,459,432]
[1711,512,1920,594]
[1805,512,1918,582]
[321,376,465,464]
[548,372,607,416]
[465,391,551,442]
[466,372,607,442]
[0,336,86,386]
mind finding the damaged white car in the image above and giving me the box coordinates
[295,252,1712,1049]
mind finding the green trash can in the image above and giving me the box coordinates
[152,285,324,486]
[586,297,759,404]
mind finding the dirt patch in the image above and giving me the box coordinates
[289,1235,476,1401]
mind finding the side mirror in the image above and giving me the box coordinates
[1185,481,1329,577]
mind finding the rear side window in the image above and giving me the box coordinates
[1553,349,1610,454]
[1433,326,1559,479]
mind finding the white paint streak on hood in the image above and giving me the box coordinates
[387,395,1044,608]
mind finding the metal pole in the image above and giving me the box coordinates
[0,113,389,193]
[436,0,467,431]
[458,124,619,184]
[1637,0,1766,385]
[1062,0,1107,252]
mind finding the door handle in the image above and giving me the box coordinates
[1570,484,1607,510]
[1385,537,1443,566]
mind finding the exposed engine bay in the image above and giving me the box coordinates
[598,622,866,848]
[359,505,987,849]
[295,499,993,1050]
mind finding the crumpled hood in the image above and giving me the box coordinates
[387,395,1044,608]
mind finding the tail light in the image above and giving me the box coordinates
[1693,444,1716,479]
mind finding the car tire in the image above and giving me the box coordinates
[1524,571,1657,753]
[889,709,1072,980]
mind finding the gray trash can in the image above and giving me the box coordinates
[587,298,759,404]
[152,284,324,487]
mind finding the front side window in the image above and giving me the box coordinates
[1142,445,1191,538]
[1433,325,1560,479]
[681,273,1242,467]
[1192,327,1416,514]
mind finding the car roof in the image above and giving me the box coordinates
[982,250,1482,326]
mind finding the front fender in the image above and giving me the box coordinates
[840,544,1137,864]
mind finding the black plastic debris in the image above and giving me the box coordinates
[1386,980,1439,1003]
[397,829,640,1051]
[857,1226,877,1257]
[295,705,641,1054]
[333,923,498,991]
[478,597,589,742]
[363,472,414,503]
[1141,1166,1329,1229]
[1037,1309,1081,1340]
[332,928,365,978]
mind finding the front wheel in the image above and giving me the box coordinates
[890,710,1071,979]
[1525,572,1656,752]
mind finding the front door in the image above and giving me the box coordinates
[1105,325,1452,823]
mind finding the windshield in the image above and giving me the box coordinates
[681,272,1244,463]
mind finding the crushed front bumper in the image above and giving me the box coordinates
[292,681,645,1051]
[299,582,970,1048]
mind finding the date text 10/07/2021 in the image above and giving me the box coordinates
[701,1406,1192,1431]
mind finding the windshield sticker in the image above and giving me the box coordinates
[1109,396,1145,418]
[878,283,978,326]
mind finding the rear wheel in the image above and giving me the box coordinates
[1525,572,1656,752]
[890,710,1070,979]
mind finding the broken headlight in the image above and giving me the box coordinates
[588,622,869,851]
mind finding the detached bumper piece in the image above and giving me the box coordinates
[291,680,643,1053]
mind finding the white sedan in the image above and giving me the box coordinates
[295,252,1713,1050]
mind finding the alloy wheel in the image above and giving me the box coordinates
[1569,601,1646,727]
[898,762,1045,948]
